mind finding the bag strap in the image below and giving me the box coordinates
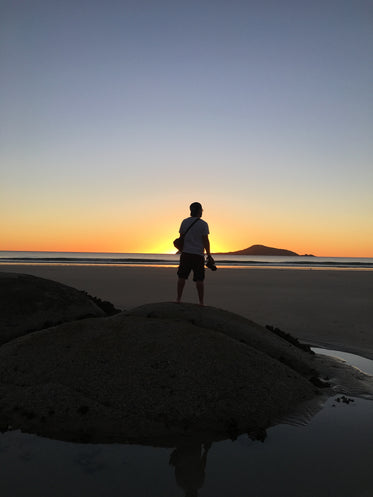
[181,217,200,237]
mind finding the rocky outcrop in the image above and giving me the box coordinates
[0,302,321,445]
[0,272,114,345]
[127,303,316,377]
[1,289,371,447]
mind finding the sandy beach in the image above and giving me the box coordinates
[1,264,372,359]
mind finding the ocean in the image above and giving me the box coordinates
[1,251,373,269]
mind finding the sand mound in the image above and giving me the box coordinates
[0,272,107,345]
[0,301,323,445]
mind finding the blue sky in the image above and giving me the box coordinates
[1,0,372,255]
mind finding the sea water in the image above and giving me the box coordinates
[1,251,373,269]
[0,349,372,497]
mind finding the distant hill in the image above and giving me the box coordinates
[216,244,301,256]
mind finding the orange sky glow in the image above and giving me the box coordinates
[2,200,372,257]
[1,2,372,259]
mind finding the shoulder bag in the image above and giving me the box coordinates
[173,218,200,252]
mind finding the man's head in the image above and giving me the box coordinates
[190,202,203,217]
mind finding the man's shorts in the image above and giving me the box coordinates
[177,252,205,282]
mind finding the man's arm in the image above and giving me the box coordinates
[202,235,211,256]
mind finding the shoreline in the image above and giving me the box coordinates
[1,262,373,271]
[1,251,373,271]
[1,264,372,360]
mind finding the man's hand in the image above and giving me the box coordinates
[205,254,217,271]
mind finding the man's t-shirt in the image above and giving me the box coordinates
[179,217,209,256]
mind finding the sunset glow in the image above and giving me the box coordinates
[2,203,372,257]
[1,1,372,257]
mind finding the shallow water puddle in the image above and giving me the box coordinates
[312,347,373,376]
[1,351,373,497]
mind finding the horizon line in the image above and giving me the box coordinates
[1,249,373,258]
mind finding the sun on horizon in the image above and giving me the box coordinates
[2,240,373,258]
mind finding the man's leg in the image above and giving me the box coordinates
[176,278,186,303]
[196,281,204,306]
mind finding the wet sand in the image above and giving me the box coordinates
[1,264,372,358]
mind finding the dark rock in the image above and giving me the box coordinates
[0,304,318,445]
[309,376,331,388]
[77,405,89,415]
[336,395,354,405]
[82,292,121,316]
[265,325,314,355]
[0,273,107,345]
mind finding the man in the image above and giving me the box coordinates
[176,202,212,306]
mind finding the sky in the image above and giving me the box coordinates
[1,0,372,256]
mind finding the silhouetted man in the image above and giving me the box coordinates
[176,202,212,306]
